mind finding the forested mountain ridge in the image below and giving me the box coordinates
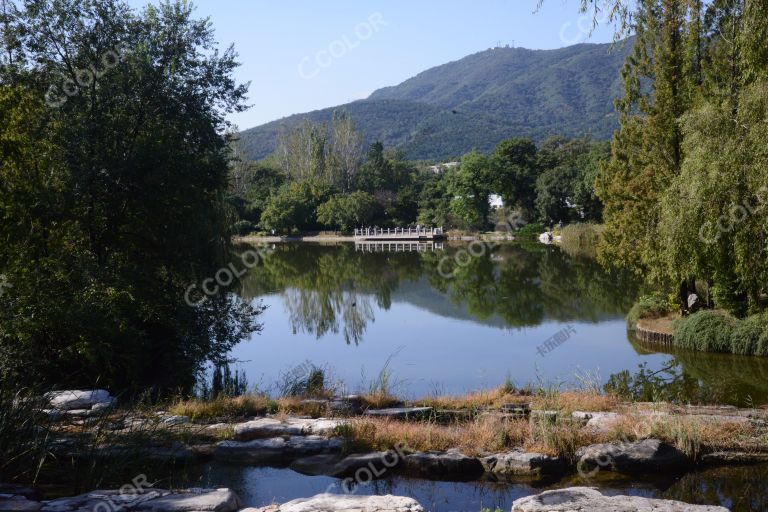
[239,39,631,161]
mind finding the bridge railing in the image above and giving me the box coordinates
[354,226,444,237]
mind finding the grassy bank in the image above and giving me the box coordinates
[629,293,768,357]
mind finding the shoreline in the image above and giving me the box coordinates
[235,233,520,244]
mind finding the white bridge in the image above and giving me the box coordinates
[355,241,444,253]
[353,226,445,241]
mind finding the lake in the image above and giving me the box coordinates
[230,241,768,406]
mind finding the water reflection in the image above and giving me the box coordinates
[236,242,640,344]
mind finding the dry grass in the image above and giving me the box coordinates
[275,396,329,417]
[360,392,401,410]
[531,391,619,414]
[606,413,760,460]
[168,395,274,421]
[338,416,530,456]
[414,387,530,411]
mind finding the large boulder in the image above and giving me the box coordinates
[44,390,115,411]
[402,450,483,481]
[481,450,566,479]
[511,487,728,511]
[243,494,424,512]
[233,418,345,441]
[576,439,690,475]
[215,436,343,464]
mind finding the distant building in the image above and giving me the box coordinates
[428,161,460,174]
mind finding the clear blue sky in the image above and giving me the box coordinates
[128,1,619,129]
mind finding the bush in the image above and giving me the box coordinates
[729,313,768,355]
[674,310,736,353]
[516,222,545,238]
[627,292,675,327]
[232,220,254,236]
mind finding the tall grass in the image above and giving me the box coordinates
[0,388,50,483]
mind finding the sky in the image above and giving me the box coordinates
[127,1,620,129]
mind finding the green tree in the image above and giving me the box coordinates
[260,180,331,233]
[489,138,539,220]
[317,191,380,231]
[447,150,492,229]
[0,0,258,393]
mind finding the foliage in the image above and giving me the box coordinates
[674,311,737,353]
[627,292,676,327]
[0,0,259,393]
[447,150,492,229]
[259,180,331,233]
[0,388,49,483]
[316,191,379,232]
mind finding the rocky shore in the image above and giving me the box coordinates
[28,389,768,511]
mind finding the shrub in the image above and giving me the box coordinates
[730,313,768,355]
[627,292,675,327]
[674,310,736,353]
[516,222,545,238]
[232,220,254,236]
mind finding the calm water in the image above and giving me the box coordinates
[230,242,768,406]
[184,464,768,511]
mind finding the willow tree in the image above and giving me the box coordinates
[596,0,703,281]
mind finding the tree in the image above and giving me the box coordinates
[355,142,391,193]
[448,150,492,229]
[489,138,539,220]
[317,192,379,231]
[260,180,331,233]
[276,119,328,183]
[328,111,364,192]
[0,0,258,393]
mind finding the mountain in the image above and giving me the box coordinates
[239,40,631,161]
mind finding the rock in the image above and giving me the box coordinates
[500,403,530,418]
[243,494,424,512]
[44,390,115,411]
[701,451,768,465]
[688,293,701,313]
[363,407,432,420]
[579,412,621,432]
[215,436,343,464]
[0,496,42,512]
[403,450,483,481]
[511,487,728,511]
[42,489,239,512]
[290,451,402,478]
[481,450,566,479]
[160,415,190,426]
[576,439,690,475]
[233,418,344,441]
[329,395,363,415]
[135,489,240,512]
[529,410,558,424]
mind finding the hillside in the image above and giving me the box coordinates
[240,40,631,161]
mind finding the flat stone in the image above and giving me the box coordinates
[215,436,343,464]
[481,450,566,479]
[44,390,115,411]
[135,488,240,512]
[403,450,484,481]
[0,496,42,512]
[243,494,425,512]
[511,487,728,511]
[161,415,190,426]
[233,418,345,441]
[42,490,168,512]
[290,451,402,478]
[701,451,768,465]
[576,439,690,475]
[580,412,621,432]
[363,407,433,420]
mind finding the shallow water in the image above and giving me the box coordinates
[189,463,768,511]
[230,242,768,405]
